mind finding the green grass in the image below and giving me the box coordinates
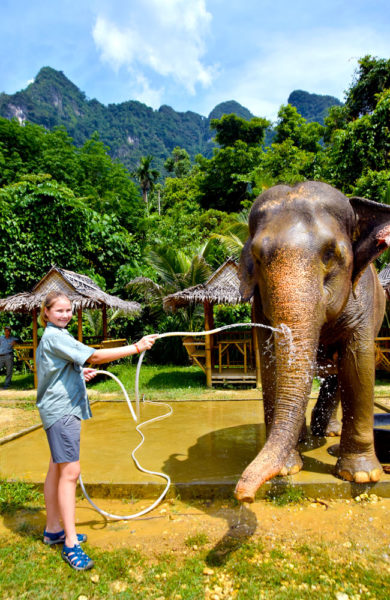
[265,483,306,506]
[89,362,208,400]
[184,532,209,548]
[6,363,390,400]
[4,363,209,399]
[0,532,389,599]
[0,480,43,514]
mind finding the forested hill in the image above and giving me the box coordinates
[0,67,253,171]
[287,90,343,124]
[0,66,341,170]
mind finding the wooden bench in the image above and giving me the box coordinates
[87,338,128,367]
[14,343,34,372]
[183,337,206,373]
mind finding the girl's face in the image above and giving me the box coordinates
[45,297,73,328]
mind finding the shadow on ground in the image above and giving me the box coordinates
[162,423,328,565]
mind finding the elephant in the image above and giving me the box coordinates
[235,180,390,503]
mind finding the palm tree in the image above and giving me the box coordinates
[212,208,250,260]
[83,308,122,340]
[126,242,214,331]
[132,155,160,208]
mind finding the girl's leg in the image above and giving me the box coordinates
[44,458,62,533]
[58,460,81,547]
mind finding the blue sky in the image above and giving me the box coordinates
[1,0,390,121]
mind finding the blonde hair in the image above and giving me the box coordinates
[39,291,72,328]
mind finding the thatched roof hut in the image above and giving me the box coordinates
[0,266,140,387]
[0,266,140,313]
[163,259,260,387]
[163,259,244,311]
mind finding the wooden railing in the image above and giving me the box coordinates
[375,337,390,371]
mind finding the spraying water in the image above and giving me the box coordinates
[79,321,293,520]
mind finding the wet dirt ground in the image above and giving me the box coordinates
[1,495,389,561]
[1,388,390,563]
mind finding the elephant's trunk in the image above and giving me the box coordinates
[235,248,323,502]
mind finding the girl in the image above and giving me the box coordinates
[36,291,157,571]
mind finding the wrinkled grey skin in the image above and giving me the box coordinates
[235,181,390,503]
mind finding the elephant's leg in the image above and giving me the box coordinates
[311,375,341,437]
[336,339,382,483]
[258,317,303,477]
[326,402,342,437]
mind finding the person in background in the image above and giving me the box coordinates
[36,291,157,571]
[0,326,19,389]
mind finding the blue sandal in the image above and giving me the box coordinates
[61,543,94,571]
[43,529,87,545]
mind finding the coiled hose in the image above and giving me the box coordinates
[79,321,291,520]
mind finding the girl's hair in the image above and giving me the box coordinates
[39,291,72,328]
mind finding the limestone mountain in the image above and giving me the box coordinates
[0,67,253,171]
[0,67,342,171]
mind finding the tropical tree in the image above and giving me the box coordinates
[343,55,390,119]
[164,147,192,178]
[196,114,270,212]
[126,243,214,363]
[211,209,250,261]
[132,155,160,207]
[83,308,123,340]
[211,114,271,148]
[0,174,139,295]
[323,89,390,197]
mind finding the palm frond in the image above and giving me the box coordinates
[147,247,191,286]
[212,233,244,260]
[186,255,212,287]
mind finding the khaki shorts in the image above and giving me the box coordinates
[45,414,81,463]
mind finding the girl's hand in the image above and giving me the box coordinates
[137,334,159,352]
[83,368,98,382]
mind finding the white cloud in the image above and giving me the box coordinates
[92,16,140,70]
[92,0,216,96]
[133,73,164,109]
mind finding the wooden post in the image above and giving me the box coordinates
[32,308,38,389]
[77,307,83,342]
[204,301,214,387]
[251,303,261,387]
[102,305,108,340]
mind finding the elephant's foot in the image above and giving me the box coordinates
[311,416,341,437]
[325,416,342,437]
[336,454,383,483]
[278,449,303,477]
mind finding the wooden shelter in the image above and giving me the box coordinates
[163,259,261,387]
[0,266,140,387]
[375,264,390,371]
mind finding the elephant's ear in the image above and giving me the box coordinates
[239,238,256,301]
[350,196,390,286]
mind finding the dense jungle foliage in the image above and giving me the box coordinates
[0,55,389,363]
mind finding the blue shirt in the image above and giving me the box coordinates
[36,323,95,430]
[0,334,18,355]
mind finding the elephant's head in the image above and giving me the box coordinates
[236,181,390,502]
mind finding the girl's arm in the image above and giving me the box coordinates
[88,334,158,365]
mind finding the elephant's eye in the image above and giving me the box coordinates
[322,245,335,265]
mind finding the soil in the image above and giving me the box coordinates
[1,389,390,561]
[2,495,390,561]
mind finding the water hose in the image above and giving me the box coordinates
[79,321,291,520]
